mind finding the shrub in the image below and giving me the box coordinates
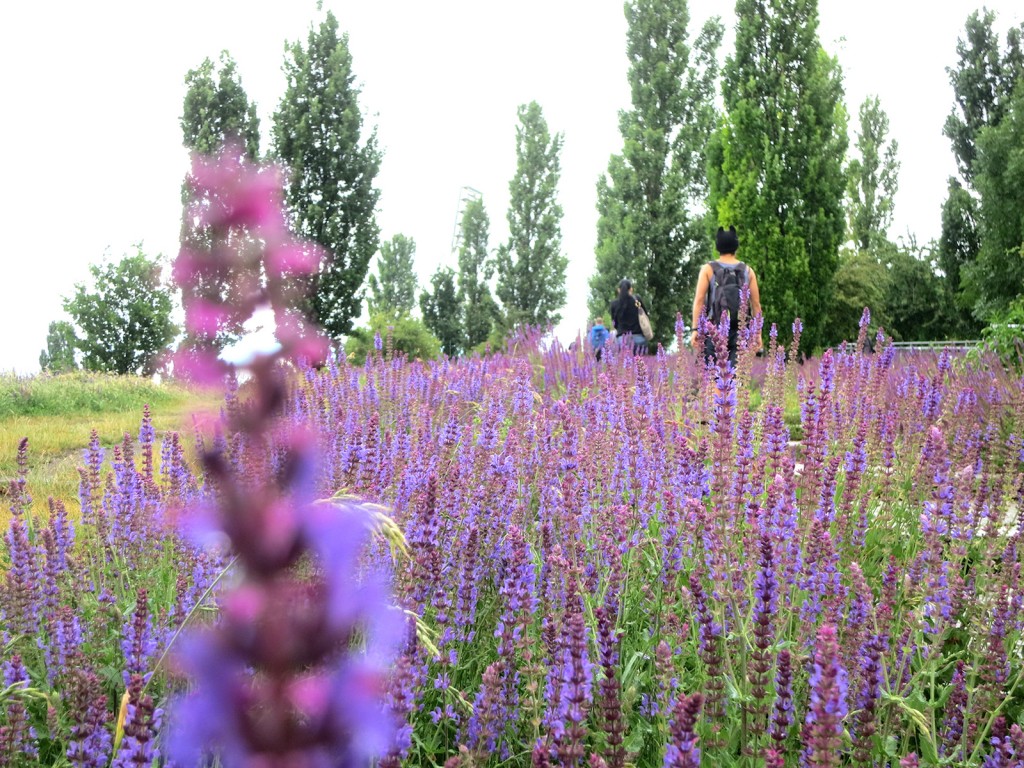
[344,312,441,364]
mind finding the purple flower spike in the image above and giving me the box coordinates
[112,674,162,768]
[121,588,158,687]
[663,692,703,768]
[803,625,848,768]
[770,648,794,750]
[0,655,37,761]
[168,145,401,766]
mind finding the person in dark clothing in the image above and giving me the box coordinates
[610,278,649,355]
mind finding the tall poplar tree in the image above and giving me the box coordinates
[846,96,899,252]
[938,178,983,335]
[494,102,567,334]
[709,0,847,352]
[273,11,382,340]
[943,10,1014,186]
[367,234,418,317]
[456,198,497,350]
[589,0,723,348]
[179,52,261,356]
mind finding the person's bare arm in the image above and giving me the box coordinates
[690,264,712,349]
[748,267,762,317]
[748,267,763,350]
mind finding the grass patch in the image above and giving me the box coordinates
[0,371,189,418]
[0,372,218,523]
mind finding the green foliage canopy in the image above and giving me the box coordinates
[181,51,261,160]
[344,313,441,365]
[38,321,78,373]
[880,241,953,342]
[63,247,178,377]
[942,11,1024,325]
[938,177,983,335]
[966,82,1024,321]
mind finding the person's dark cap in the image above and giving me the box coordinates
[716,226,739,254]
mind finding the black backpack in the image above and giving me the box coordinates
[706,261,748,341]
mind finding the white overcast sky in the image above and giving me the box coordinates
[1,0,1021,373]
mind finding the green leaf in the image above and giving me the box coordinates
[624,720,651,754]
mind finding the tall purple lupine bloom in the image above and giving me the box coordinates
[663,692,704,768]
[167,144,402,766]
[770,648,794,754]
[941,659,969,760]
[981,718,1024,768]
[112,674,162,768]
[2,503,40,639]
[689,571,724,745]
[803,625,848,768]
[595,602,626,768]
[749,531,777,755]
[851,633,886,766]
[0,655,37,761]
[65,663,112,768]
[121,588,158,687]
[556,596,593,768]
[45,606,84,687]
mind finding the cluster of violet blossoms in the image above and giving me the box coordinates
[167,145,402,766]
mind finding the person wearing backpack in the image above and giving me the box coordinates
[689,226,762,367]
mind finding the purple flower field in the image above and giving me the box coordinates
[2,150,1023,767]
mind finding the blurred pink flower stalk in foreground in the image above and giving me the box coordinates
[168,144,402,767]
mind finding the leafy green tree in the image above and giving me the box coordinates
[822,249,890,345]
[846,96,899,252]
[367,234,418,317]
[940,11,1024,325]
[457,198,497,350]
[589,0,724,348]
[344,313,440,365]
[494,102,567,335]
[882,239,953,342]
[38,321,78,373]
[63,248,178,376]
[420,267,463,357]
[273,11,382,340]
[709,0,848,352]
[179,52,261,357]
[966,83,1024,321]
[181,51,261,159]
[975,295,1024,371]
